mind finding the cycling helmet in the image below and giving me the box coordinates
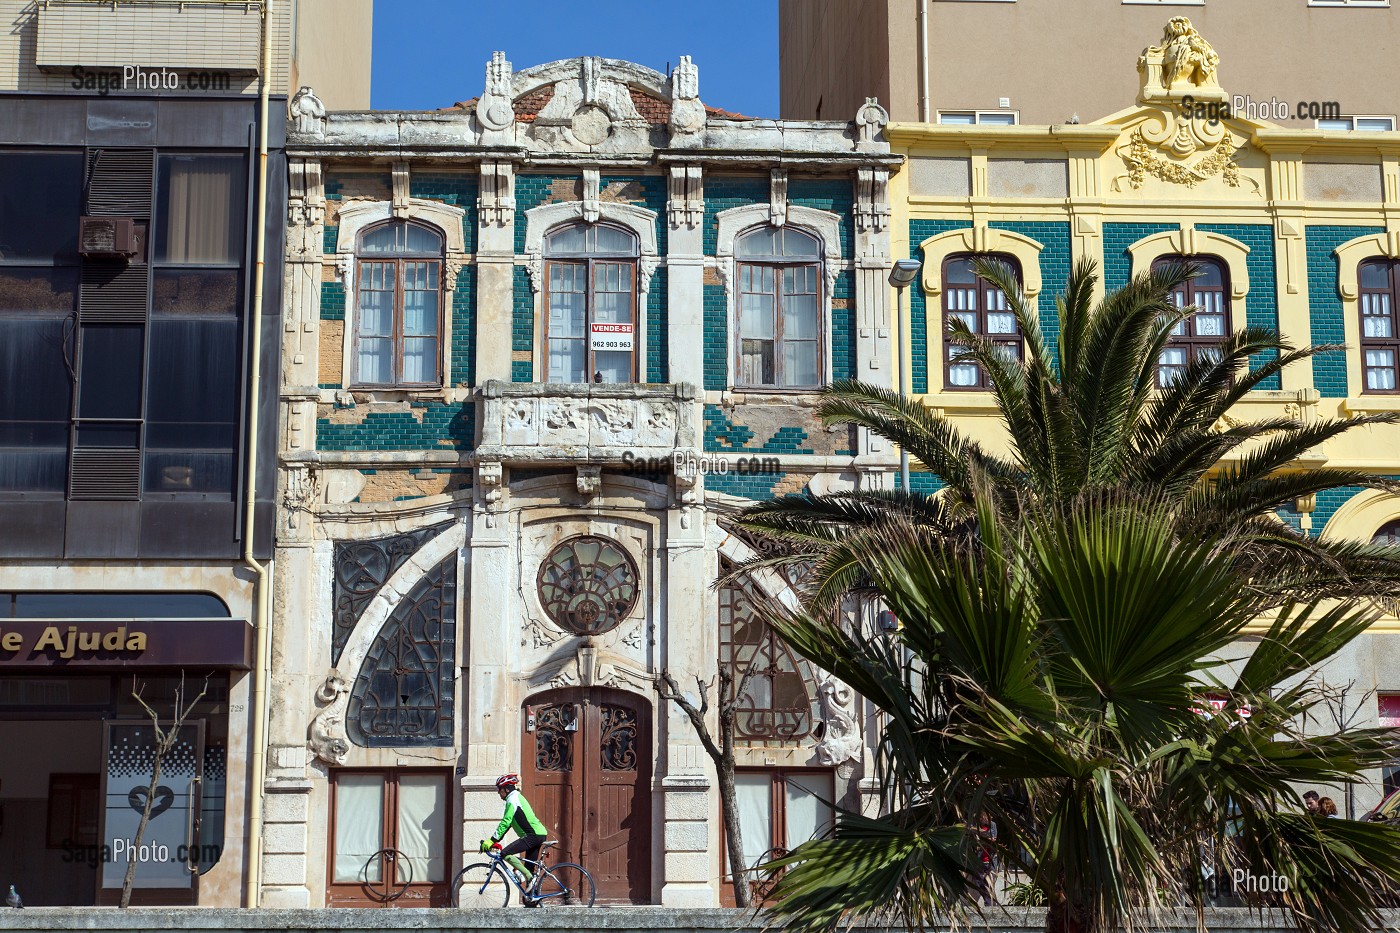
[495,773,520,790]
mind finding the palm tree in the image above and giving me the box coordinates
[734,257,1400,607]
[758,490,1400,933]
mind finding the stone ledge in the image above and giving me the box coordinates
[1,907,1383,931]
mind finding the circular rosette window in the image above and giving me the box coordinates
[537,535,640,635]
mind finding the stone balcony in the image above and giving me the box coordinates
[474,381,700,466]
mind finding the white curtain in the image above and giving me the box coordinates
[736,773,772,870]
[785,775,834,848]
[333,775,383,882]
[397,775,446,883]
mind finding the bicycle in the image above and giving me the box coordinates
[450,840,596,908]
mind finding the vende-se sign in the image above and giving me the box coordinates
[590,322,633,351]
[0,619,252,669]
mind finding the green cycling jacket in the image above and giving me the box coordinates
[493,789,547,841]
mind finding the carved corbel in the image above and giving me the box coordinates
[769,169,788,227]
[639,256,659,295]
[282,464,321,531]
[478,461,504,511]
[445,255,467,291]
[576,464,602,497]
[478,160,516,227]
[525,254,544,294]
[307,672,351,765]
[855,166,889,235]
[582,168,601,224]
[667,164,704,229]
[391,162,411,219]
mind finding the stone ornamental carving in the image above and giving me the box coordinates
[289,86,326,136]
[307,672,351,765]
[668,55,706,142]
[814,678,862,772]
[1137,17,1223,102]
[855,98,889,150]
[477,51,516,131]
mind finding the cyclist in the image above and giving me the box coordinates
[487,773,548,887]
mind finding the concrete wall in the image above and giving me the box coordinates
[290,0,372,110]
[782,0,1400,128]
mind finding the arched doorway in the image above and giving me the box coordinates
[521,687,651,904]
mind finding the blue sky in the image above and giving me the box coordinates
[370,0,779,116]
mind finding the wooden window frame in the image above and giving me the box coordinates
[351,222,443,389]
[719,767,835,907]
[733,257,825,390]
[941,252,1023,391]
[542,256,638,384]
[1153,254,1232,387]
[1359,258,1400,395]
[326,767,453,908]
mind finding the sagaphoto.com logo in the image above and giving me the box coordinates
[71,66,234,96]
[620,450,781,482]
[1180,94,1341,124]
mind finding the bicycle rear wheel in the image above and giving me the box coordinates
[451,862,511,907]
[533,861,596,907]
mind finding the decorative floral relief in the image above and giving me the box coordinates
[1122,129,1240,190]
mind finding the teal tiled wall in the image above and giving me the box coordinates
[907,220,966,394]
[317,404,475,452]
[990,220,1072,363]
[1200,223,1280,389]
[320,281,346,321]
[512,266,534,382]
[647,267,668,383]
[1102,223,1176,290]
[450,265,476,386]
[706,471,787,500]
[1306,225,1382,398]
[703,176,768,255]
[409,173,480,252]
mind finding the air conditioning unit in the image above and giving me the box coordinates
[78,216,137,258]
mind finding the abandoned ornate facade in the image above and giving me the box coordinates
[266,54,898,906]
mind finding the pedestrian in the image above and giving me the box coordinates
[1303,790,1320,814]
[973,814,998,906]
[1319,796,1339,818]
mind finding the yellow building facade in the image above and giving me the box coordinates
[888,18,1400,811]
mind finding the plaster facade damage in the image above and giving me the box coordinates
[270,52,899,907]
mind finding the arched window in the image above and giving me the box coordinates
[718,566,819,743]
[735,226,823,388]
[1154,255,1230,387]
[942,253,1021,389]
[1373,519,1400,546]
[544,222,638,383]
[353,220,444,386]
[1360,259,1400,393]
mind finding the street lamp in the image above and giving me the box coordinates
[888,259,922,493]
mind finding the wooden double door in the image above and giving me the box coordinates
[522,688,651,904]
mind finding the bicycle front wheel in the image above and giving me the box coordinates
[452,862,511,908]
[533,862,596,907]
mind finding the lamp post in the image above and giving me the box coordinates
[888,259,922,493]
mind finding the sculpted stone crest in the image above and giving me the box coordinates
[1137,17,1224,103]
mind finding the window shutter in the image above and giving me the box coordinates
[85,149,154,216]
